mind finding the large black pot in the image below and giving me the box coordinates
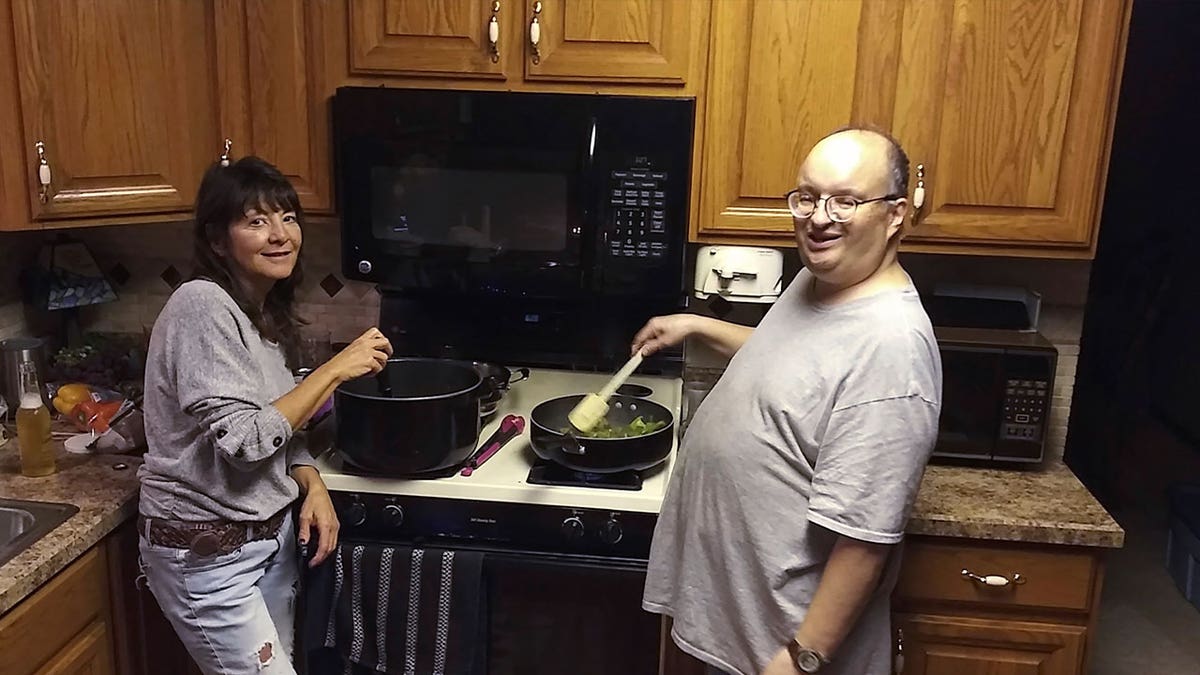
[529,394,675,473]
[335,358,484,475]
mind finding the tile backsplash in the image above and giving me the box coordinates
[7,223,1087,462]
[0,231,39,340]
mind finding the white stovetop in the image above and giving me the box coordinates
[314,367,682,514]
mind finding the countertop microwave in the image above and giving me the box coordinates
[933,328,1058,465]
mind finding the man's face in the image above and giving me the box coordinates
[791,133,906,288]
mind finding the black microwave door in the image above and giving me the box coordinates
[937,347,1004,459]
[337,89,588,297]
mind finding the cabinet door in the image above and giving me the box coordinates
[9,0,219,220]
[215,0,334,213]
[696,0,905,239]
[347,0,509,79]
[522,0,700,85]
[893,0,1130,253]
[896,613,1085,675]
[36,620,116,675]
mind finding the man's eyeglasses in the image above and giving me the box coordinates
[784,190,904,223]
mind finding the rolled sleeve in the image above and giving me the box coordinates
[807,394,939,544]
[170,299,294,471]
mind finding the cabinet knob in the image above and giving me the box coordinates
[219,138,233,167]
[912,163,926,211]
[961,568,1025,587]
[529,1,542,65]
[488,2,501,64]
[34,141,52,204]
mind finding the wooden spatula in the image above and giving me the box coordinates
[567,349,645,433]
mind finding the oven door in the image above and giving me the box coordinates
[335,87,589,299]
[303,541,661,675]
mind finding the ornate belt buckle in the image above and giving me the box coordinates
[189,530,222,556]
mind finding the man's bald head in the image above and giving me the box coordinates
[811,126,910,198]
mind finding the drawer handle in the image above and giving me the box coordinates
[488,1,500,64]
[961,568,1026,587]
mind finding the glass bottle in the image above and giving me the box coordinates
[16,361,55,477]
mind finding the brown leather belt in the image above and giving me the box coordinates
[138,508,288,557]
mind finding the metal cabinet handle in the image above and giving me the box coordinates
[219,138,233,167]
[894,627,904,675]
[961,568,1025,587]
[488,1,500,63]
[529,1,542,65]
[34,141,51,204]
[912,163,926,211]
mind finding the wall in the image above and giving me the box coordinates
[0,230,38,339]
[11,222,1087,462]
[63,219,379,345]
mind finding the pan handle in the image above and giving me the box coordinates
[506,367,530,387]
[560,433,586,455]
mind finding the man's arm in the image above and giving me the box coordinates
[632,314,754,360]
[794,536,891,657]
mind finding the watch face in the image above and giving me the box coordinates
[797,651,823,672]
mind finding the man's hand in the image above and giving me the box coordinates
[761,649,799,675]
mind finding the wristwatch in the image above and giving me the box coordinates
[787,638,830,673]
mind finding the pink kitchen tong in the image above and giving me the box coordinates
[461,414,526,476]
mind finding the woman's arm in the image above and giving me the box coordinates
[272,328,392,429]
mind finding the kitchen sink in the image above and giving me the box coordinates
[0,499,79,567]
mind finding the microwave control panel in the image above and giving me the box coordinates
[608,168,670,261]
[1000,378,1049,441]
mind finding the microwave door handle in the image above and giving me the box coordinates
[586,117,598,166]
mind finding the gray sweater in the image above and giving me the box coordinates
[138,279,315,522]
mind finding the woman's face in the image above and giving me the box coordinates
[220,207,302,291]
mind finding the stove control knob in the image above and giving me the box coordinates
[383,504,405,527]
[561,516,585,541]
[600,518,624,545]
[357,260,373,274]
[345,501,367,527]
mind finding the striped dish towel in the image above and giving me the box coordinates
[304,543,485,674]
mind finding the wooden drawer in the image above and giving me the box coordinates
[894,540,1099,613]
[0,547,113,675]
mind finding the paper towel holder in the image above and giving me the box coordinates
[693,245,783,304]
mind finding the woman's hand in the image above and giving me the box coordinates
[760,649,799,675]
[328,327,393,382]
[631,314,699,357]
[293,467,340,567]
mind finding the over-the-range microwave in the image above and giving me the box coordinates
[933,328,1058,465]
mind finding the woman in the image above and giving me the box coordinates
[137,156,393,675]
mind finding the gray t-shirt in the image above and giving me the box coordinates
[139,279,315,522]
[643,269,942,675]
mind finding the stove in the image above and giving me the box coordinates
[313,367,682,560]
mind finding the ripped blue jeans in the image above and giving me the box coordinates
[139,515,299,675]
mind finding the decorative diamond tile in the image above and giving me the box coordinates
[160,264,182,290]
[708,295,733,319]
[108,263,130,287]
[319,274,344,298]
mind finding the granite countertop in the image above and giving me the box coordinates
[909,461,1125,548]
[0,436,142,615]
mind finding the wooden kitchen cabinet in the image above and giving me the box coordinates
[695,0,1132,259]
[342,0,707,90]
[895,613,1086,675]
[522,0,699,86]
[1,0,221,225]
[892,537,1106,675]
[0,547,116,675]
[347,0,511,80]
[214,0,335,213]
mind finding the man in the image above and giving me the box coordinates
[635,128,942,675]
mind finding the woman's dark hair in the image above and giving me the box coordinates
[191,156,306,366]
